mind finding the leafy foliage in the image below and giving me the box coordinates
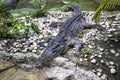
[30,0,48,17]
[92,0,120,22]
[0,5,40,38]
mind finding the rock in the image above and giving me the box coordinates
[96,69,102,73]
[43,56,101,80]
[110,49,115,54]
[54,57,69,66]
[88,45,93,48]
[13,48,18,53]
[97,72,102,77]
[79,58,83,62]
[92,69,96,73]
[29,45,35,50]
[98,55,102,58]
[94,54,98,57]
[99,52,103,55]
[0,67,17,80]
[91,59,97,64]
[0,43,4,51]
[45,66,101,80]
[99,48,104,52]
[22,49,27,53]
[109,61,114,65]
[100,60,104,64]
[52,32,58,36]
[84,54,88,58]
[1,42,6,46]
[108,35,112,37]
[108,66,115,69]
[33,42,37,47]
[115,53,119,57]
[110,68,116,74]
[32,50,36,53]
[13,42,18,47]
[90,55,95,59]
[108,28,116,32]
[84,58,88,61]
[3,40,8,44]
[34,47,38,50]
[44,43,48,47]
[9,69,48,80]
[0,59,15,72]
[101,74,107,80]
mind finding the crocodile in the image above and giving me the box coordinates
[38,4,105,65]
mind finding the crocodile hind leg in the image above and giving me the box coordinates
[83,23,105,31]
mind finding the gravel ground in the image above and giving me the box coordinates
[0,11,120,80]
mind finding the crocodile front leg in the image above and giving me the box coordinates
[68,39,84,57]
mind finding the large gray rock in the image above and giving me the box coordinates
[45,57,101,80]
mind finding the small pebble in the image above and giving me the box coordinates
[22,49,27,53]
[98,55,102,58]
[84,58,88,61]
[97,72,102,77]
[91,59,96,64]
[88,45,93,48]
[108,35,112,37]
[99,48,104,52]
[99,52,103,55]
[44,43,48,47]
[101,74,107,80]
[110,68,116,74]
[3,40,8,43]
[109,61,114,65]
[92,69,96,73]
[32,50,36,53]
[110,49,115,54]
[96,69,102,73]
[115,53,119,57]
[100,60,104,64]
[108,66,115,69]
[94,54,98,57]
[84,54,88,58]
[79,58,83,62]
[90,55,94,59]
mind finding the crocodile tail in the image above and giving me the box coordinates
[64,3,82,16]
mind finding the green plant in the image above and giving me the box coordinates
[81,47,92,55]
[92,0,120,22]
[9,16,40,37]
[30,0,48,17]
[0,5,40,38]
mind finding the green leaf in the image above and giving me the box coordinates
[92,0,120,23]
